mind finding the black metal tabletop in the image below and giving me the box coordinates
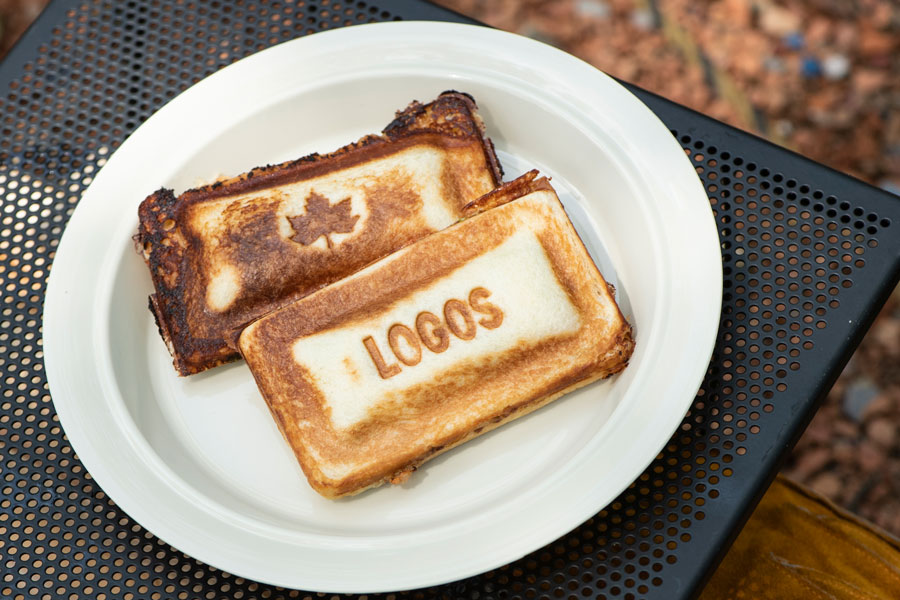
[2,1,899,599]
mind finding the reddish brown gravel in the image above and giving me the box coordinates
[0,0,49,59]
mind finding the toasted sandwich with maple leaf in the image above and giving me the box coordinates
[237,172,635,498]
[135,91,503,375]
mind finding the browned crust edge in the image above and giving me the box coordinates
[440,90,504,187]
[319,325,635,499]
[135,91,504,376]
[460,169,550,217]
[178,91,503,205]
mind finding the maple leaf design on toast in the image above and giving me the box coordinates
[287,191,359,249]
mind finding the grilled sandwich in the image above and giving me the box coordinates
[136,91,503,375]
[237,172,635,499]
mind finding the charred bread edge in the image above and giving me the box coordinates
[135,92,505,375]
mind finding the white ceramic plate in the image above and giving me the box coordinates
[43,22,721,593]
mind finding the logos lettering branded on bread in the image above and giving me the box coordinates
[363,287,503,379]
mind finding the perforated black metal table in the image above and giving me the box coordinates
[1,1,899,599]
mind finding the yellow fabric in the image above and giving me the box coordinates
[700,475,900,599]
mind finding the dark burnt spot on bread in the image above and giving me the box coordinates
[137,93,503,375]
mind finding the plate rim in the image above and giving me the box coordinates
[43,21,722,592]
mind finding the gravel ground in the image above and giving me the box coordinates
[0,0,48,59]
[1,0,898,534]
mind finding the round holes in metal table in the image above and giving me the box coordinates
[0,2,893,599]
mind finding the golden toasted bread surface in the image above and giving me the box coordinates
[238,175,635,499]
[136,92,502,375]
